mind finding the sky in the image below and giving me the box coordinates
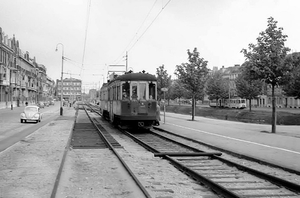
[1,0,300,92]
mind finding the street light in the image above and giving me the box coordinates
[55,43,64,116]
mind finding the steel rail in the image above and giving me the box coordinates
[83,105,153,198]
[154,126,300,175]
[121,130,241,198]
[50,106,78,198]
[123,129,300,197]
[152,128,300,193]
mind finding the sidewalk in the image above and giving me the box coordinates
[0,107,76,198]
[161,111,300,138]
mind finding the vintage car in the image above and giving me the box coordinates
[20,105,42,123]
[38,101,45,108]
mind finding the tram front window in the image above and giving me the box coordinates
[131,83,138,100]
[149,82,156,100]
[122,82,130,100]
[139,83,146,100]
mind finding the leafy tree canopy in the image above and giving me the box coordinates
[156,64,172,100]
[235,61,263,100]
[169,79,188,100]
[241,17,291,86]
[175,48,209,95]
[206,71,229,100]
[282,52,300,98]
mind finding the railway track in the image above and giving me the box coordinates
[51,104,152,198]
[153,126,300,181]
[123,129,300,198]
[86,103,300,197]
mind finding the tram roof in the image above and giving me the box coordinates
[110,72,157,83]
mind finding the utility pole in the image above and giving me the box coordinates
[126,51,128,72]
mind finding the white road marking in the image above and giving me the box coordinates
[169,123,300,155]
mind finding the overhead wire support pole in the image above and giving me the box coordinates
[126,51,128,72]
[56,43,64,116]
[80,0,91,77]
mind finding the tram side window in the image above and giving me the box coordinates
[139,83,146,100]
[122,82,130,100]
[110,88,113,100]
[149,82,156,100]
[113,86,116,100]
[117,85,120,100]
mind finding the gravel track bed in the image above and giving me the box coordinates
[98,120,219,198]
[56,149,146,198]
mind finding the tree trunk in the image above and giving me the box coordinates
[192,95,195,121]
[249,99,252,111]
[271,84,277,133]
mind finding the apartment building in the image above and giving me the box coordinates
[56,78,82,102]
[218,64,300,108]
[0,27,55,109]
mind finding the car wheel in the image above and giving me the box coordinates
[20,119,23,123]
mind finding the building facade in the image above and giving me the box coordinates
[217,64,300,108]
[0,27,55,109]
[56,78,82,102]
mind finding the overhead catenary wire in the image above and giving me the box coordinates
[113,0,159,64]
[80,0,92,78]
[113,0,172,65]
[127,0,172,52]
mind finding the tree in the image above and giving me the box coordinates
[206,71,229,106]
[235,62,263,111]
[175,47,209,120]
[282,52,300,99]
[169,79,187,105]
[241,17,291,133]
[156,65,172,102]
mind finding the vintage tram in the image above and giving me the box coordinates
[99,71,158,129]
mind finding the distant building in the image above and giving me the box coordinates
[56,77,82,102]
[89,89,97,100]
[213,64,300,108]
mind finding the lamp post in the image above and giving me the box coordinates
[56,43,64,116]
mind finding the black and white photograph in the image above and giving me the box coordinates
[1,0,300,197]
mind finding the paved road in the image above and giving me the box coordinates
[158,111,300,172]
[0,102,62,152]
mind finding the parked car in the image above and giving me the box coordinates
[38,101,45,108]
[20,105,42,123]
[44,101,49,107]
